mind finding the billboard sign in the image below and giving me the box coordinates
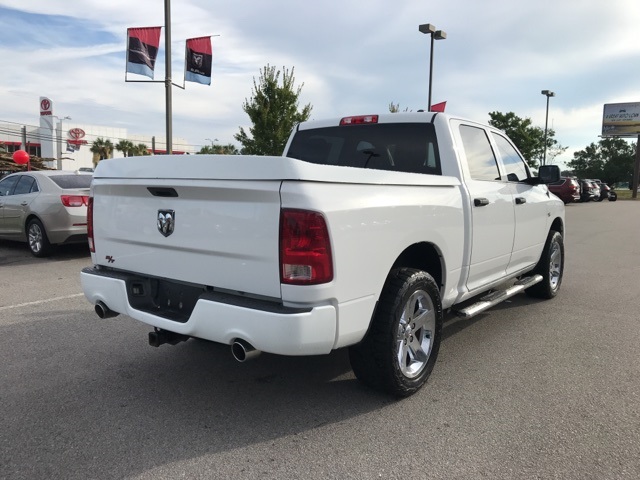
[602,102,640,137]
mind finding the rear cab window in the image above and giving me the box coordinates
[286,123,441,175]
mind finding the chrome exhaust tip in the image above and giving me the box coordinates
[95,301,119,319]
[231,339,261,362]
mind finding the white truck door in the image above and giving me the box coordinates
[456,124,515,292]
[489,132,550,274]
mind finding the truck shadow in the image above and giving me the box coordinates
[1,311,394,479]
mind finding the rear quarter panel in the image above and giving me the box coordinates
[279,179,465,306]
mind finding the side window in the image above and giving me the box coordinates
[0,175,20,196]
[13,176,36,195]
[492,133,529,182]
[459,125,500,181]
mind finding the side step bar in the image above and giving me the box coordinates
[454,275,543,319]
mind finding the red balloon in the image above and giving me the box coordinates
[13,150,30,165]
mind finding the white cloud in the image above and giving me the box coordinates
[0,0,639,155]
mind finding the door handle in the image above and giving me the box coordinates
[474,198,489,207]
[515,197,526,205]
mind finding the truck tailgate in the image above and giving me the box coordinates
[91,178,283,299]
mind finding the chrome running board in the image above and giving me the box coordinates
[454,275,543,319]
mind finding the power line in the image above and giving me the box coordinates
[0,118,198,149]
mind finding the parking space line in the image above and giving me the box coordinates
[0,293,85,311]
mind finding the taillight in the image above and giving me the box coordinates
[87,196,95,253]
[61,195,89,207]
[280,209,333,285]
[339,115,378,126]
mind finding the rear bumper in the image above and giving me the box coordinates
[80,267,337,356]
[44,210,88,245]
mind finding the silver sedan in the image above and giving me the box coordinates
[0,170,92,256]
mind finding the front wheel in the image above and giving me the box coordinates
[27,218,53,257]
[349,268,443,397]
[526,230,564,299]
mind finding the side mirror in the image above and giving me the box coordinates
[538,165,560,184]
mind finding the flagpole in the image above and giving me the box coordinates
[164,0,173,154]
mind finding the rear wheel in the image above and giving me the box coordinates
[526,230,563,299]
[349,268,443,397]
[27,218,53,257]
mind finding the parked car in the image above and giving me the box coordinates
[591,179,606,202]
[579,179,599,202]
[548,177,580,204]
[0,171,92,256]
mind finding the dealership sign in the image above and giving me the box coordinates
[40,96,52,116]
[66,127,88,149]
[602,102,640,137]
[68,128,85,140]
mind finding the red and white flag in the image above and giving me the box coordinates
[126,27,162,79]
[185,37,212,85]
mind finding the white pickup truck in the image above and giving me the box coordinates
[81,112,565,396]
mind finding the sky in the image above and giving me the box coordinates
[1,0,639,167]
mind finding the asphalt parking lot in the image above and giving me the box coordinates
[1,201,639,479]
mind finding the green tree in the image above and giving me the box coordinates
[567,138,635,185]
[115,139,135,157]
[198,143,240,155]
[133,143,150,156]
[234,65,312,155]
[388,102,412,113]
[488,111,566,168]
[90,138,114,166]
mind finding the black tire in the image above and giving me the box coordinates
[27,218,53,257]
[608,193,617,202]
[526,230,564,299]
[349,268,443,397]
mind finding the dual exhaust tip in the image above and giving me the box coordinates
[94,301,261,361]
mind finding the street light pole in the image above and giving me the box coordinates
[541,90,555,166]
[419,23,447,111]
